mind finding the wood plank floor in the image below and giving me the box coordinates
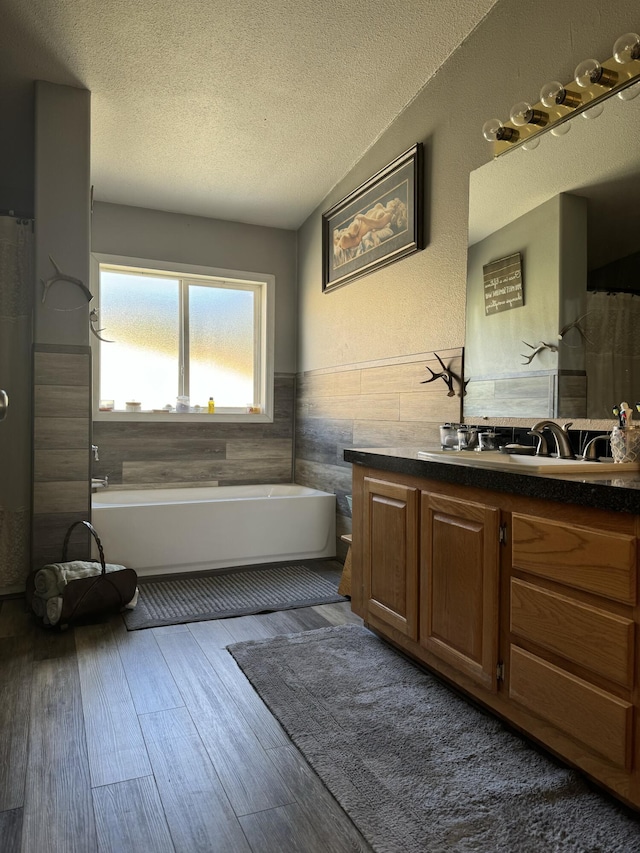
[0,595,372,853]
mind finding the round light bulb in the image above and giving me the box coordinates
[550,121,572,137]
[509,101,534,126]
[481,119,518,143]
[574,58,618,88]
[540,81,581,109]
[540,81,565,107]
[581,102,605,119]
[482,118,502,142]
[613,32,640,64]
[509,100,548,128]
[574,58,603,87]
[618,79,640,101]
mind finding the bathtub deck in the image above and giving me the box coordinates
[0,594,371,852]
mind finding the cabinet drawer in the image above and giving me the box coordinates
[510,579,634,688]
[512,514,636,604]
[509,646,633,770]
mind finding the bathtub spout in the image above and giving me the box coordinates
[91,476,109,491]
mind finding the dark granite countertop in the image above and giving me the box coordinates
[343,446,640,515]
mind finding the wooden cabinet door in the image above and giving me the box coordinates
[420,492,500,691]
[363,476,418,640]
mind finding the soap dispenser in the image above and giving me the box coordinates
[208,396,215,414]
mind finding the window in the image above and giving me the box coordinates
[91,256,274,420]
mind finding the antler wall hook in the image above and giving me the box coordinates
[558,312,591,345]
[520,340,558,365]
[421,352,467,397]
[89,308,114,343]
[41,255,93,305]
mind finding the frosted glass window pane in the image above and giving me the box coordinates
[189,284,255,407]
[99,271,180,410]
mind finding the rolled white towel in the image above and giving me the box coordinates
[42,560,127,592]
[31,595,46,619]
[46,596,63,626]
[123,587,139,610]
[33,567,59,599]
[56,560,104,588]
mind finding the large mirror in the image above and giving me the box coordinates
[464,90,640,420]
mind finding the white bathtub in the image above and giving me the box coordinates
[91,484,336,576]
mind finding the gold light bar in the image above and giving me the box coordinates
[488,37,640,157]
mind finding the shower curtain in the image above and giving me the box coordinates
[0,216,33,592]
[585,291,640,419]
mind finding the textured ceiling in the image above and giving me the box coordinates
[2,0,498,229]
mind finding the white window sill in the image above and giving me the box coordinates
[93,410,272,424]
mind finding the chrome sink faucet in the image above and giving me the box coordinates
[581,434,609,461]
[530,421,575,459]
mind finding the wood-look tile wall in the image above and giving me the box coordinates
[294,349,463,558]
[92,376,294,489]
[464,371,587,419]
[32,346,92,569]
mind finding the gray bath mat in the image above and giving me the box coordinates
[123,561,346,630]
[228,624,640,853]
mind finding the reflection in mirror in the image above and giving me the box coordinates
[464,91,640,420]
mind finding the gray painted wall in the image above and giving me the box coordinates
[89,203,299,502]
[34,82,91,347]
[31,82,92,575]
[296,0,639,398]
[91,202,298,374]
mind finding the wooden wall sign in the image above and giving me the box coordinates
[483,253,523,315]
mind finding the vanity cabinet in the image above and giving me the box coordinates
[509,513,636,772]
[419,493,500,692]
[350,461,640,810]
[357,471,502,691]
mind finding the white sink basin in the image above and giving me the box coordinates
[416,449,640,475]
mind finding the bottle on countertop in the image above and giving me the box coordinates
[208,396,215,414]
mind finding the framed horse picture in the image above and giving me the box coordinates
[322,144,424,292]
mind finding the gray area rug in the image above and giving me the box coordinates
[123,562,345,630]
[228,624,640,853]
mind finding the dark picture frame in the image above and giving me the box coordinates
[322,144,424,293]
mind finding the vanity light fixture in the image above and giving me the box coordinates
[481,118,518,143]
[483,30,640,156]
[539,81,581,109]
[618,80,640,100]
[509,101,548,127]
[521,136,541,151]
[550,121,572,137]
[574,58,618,89]
[511,108,544,148]
[580,102,606,119]
[613,32,640,64]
